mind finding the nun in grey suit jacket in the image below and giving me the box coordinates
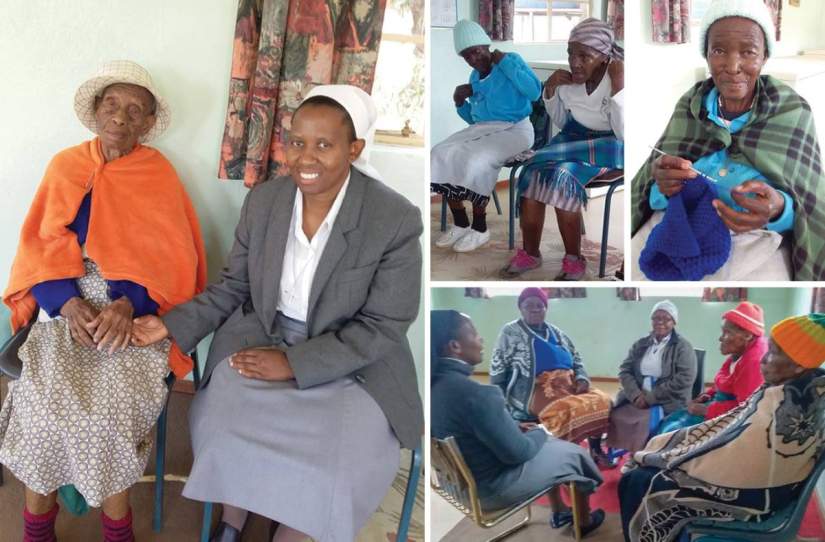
[132,86,423,542]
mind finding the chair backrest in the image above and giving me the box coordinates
[430,436,483,522]
[528,99,550,150]
[778,450,825,536]
[693,349,706,399]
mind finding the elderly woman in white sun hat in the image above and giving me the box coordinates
[131,85,423,542]
[0,60,206,541]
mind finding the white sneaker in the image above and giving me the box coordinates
[435,225,470,248]
[453,229,490,252]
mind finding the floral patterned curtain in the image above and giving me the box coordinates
[219,0,387,186]
[764,0,782,41]
[617,288,640,301]
[702,288,748,302]
[464,287,490,299]
[651,0,690,44]
[478,0,514,41]
[608,0,624,41]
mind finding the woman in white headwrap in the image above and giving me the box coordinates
[502,18,624,280]
[132,85,424,542]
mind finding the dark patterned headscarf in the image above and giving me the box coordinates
[569,18,624,61]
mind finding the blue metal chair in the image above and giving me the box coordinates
[152,349,200,532]
[199,446,422,541]
[686,451,825,542]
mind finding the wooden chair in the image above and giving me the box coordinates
[431,436,583,541]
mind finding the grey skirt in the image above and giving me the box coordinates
[431,118,534,196]
[182,312,400,541]
[606,403,652,452]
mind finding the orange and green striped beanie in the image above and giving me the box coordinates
[770,313,825,369]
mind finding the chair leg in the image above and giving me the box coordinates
[508,168,517,250]
[487,506,531,542]
[569,483,581,542]
[440,197,447,232]
[153,397,170,532]
[599,183,619,278]
[397,447,421,542]
[491,189,502,215]
[201,502,214,542]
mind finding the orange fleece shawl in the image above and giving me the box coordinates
[3,139,207,378]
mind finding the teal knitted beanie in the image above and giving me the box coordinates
[453,19,491,55]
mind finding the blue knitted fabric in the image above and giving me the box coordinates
[639,177,731,280]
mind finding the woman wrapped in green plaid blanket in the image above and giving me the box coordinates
[501,18,624,280]
[631,0,825,281]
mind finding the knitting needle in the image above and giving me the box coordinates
[648,146,720,184]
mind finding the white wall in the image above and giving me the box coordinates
[0,1,427,396]
[625,0,825,176]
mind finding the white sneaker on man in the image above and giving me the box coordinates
[453,229,490,252]
[435,225,471,248]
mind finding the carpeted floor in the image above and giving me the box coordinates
[0,378,423,542]
[430,188,623,281]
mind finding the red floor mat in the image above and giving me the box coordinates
[535,455,825,539]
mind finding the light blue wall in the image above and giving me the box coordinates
[431,287,810,380]
[431,0,605,144]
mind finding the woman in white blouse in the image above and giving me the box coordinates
[132,86,423,542]
[591,301,697,460]
[501,18,624,280]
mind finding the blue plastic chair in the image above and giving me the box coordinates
[685,451,825,542]
[199,446,422,541]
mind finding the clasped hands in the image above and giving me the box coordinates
[60,296,133,354]
[130,315,294,381]
[652,154,784,233]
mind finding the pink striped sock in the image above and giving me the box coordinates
[23,504,59,542]
[101,508,135,542]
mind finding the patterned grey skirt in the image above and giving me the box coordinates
[0,259,170,506]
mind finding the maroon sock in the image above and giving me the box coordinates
[23,504,59,542]
[101,508,135,542]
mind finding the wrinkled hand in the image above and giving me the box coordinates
[633,394,649,409]
[575,379,590,394]
[60,297,100,348]
[490,49,506,64]
[687,402,709,417]
[543,69,573,98]
[131,315,169,347]
[453,84,473,107]
[607,58,624,94]
[713,180,785,234]
[230,348,294,381]
[86,298,134,354]
[652,154,695,197]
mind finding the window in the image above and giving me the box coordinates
[373,0,425,146]
[514,0,592,43]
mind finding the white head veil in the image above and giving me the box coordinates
[302,85,382,181]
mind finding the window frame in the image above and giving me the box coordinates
[513,0,593,44]
[373,26,425,147]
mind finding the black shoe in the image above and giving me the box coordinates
[210,521,241,542]
[579,509,606,538]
